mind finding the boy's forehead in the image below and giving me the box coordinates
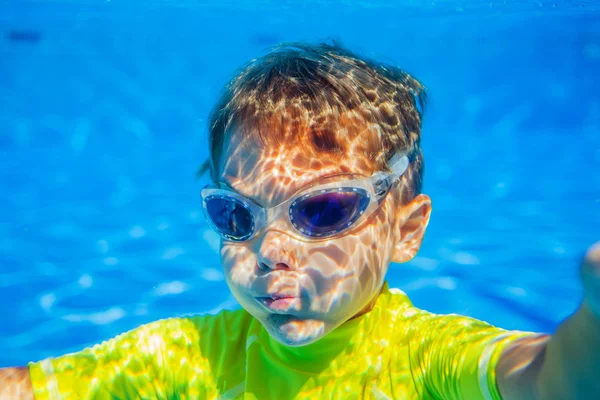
[219,131,375,204]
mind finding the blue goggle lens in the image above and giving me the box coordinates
[290,190,370,237]
[205,196,254,240]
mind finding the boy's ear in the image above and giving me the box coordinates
[391,194,432,264]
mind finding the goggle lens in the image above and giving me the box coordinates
[290,189,370,237]
[205,196,254,240]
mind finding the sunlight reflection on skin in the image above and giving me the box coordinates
[217,122,417,347]
[0,367,34,399]
[496,334,551,399]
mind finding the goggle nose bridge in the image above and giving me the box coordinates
[260,202,287,227]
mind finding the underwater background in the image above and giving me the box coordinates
[0,0,598,367]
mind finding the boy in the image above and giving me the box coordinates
[2,42,600,400]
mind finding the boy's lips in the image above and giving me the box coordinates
[257,295,298,311]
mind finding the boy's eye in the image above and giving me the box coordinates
[291,191,369,236]
[231,208,248,231]
[206,198,253,237]
[301,193,357,225]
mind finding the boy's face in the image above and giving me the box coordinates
[216,131,431,346]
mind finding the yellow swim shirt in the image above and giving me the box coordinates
[28,283,535,399]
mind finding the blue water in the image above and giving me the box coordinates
[0,1,599,368]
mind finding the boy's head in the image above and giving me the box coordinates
[203,42,432,346]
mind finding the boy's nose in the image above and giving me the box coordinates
[256,231,295,271]
[258,260,290,272]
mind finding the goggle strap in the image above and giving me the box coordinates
[388,154,409,176]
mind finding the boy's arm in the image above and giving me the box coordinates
[2,318,195,399]
[0,367,35,400]
[496,242,600,400]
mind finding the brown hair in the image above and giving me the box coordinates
[203,41,427,197]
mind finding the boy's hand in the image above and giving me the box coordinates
[581,241,600,320]
[532,241,600,399]
[498,241,600,400]
[0,367,34,400]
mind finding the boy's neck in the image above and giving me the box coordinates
[348,282,386,321]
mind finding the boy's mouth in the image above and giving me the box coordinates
[257,295,297,311]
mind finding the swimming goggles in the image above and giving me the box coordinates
[201,154,409,242]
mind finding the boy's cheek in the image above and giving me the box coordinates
[220,244,257,284]
[221,243,253,263]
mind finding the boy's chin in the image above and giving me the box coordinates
[263,314,327,347]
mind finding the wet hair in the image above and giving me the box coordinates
[202,41,427,197]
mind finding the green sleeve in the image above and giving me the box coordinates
[404,308,537,400]
[27,317,217,400]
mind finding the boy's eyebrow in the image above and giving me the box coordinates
[217,170,363,202]
[218,178,269,207]
[218,178,261,200]
[217,179,239,192]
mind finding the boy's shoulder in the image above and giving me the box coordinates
[123,307,255,366]
[127,307,255,347]
[186,306,255,333]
